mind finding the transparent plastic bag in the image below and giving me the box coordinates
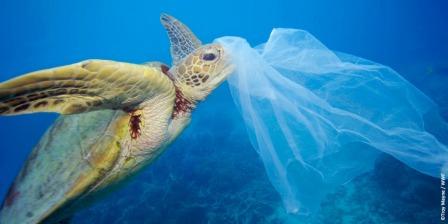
[215,28,448,215]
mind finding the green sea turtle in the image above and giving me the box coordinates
[0,14,233,223]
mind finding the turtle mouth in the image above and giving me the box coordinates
[211,55,235,86]
[222,62,235,81]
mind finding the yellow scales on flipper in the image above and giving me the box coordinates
[0,14,233,224]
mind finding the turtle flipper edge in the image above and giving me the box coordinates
[0,60,173,116]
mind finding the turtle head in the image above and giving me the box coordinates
[161,14,234,102]
[170,44,233,102]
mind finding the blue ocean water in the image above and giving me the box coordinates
[0,0,447,223]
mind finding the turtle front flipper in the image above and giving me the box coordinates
[0,59,173,115]
[160,13,202,65]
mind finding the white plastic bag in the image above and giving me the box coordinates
[215,28,448,215]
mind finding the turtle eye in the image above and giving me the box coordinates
[202,53,217,61]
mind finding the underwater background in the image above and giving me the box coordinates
[0,0,447,223]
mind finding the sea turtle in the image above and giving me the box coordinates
[0,14,233,223]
